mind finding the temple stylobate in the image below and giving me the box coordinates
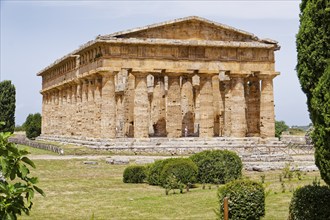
[38,16,280,140]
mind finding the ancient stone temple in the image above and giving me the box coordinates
[38,16,280,140]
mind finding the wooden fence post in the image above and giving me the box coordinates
[224,197,229,220]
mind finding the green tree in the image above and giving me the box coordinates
[296,0,330,185]
[0,122,45,219]
[24,113,41,140]
[275,121,289,138]
[0,81,16,133]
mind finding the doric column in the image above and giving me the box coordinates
[75,82,82,136]
[133,72,149,138]
[212,75,221,136]
[230,74,247,137]
[151,74,167,137]
[70,84,77,136]
[260,74,276,138]
[124,72,135,137]
[100,73,116,139]
[166,73,182,138]
[41,93,47,135]
[181,75,194,136]
[192,75,200,135]
[223,81,232,137]
[246,77,260,136]
[81,80,89,137]
[116,95,125,137]
[199,74,214,137]
[66,86,72,136]
[94,77,102,138]
[87,79,95,137]
[218,71,228,137]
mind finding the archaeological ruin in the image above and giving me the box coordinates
[38,16,280,143]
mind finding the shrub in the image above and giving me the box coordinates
[190,150,242,184]
[24,113,41,139]
[217,179,265,220]
[160,158,198,189]
[123,165,147,183]
[147,158,183,186]
[147,159,167,185]
[289,185,330,220]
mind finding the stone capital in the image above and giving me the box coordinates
[229,71,250,78]
[256,71,280,80]
[99,70,119,78]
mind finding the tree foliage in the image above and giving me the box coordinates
[190,150,242,184]
[0,81,16,133]
[217,179,265,220]
[289,184,330,220]
[0,123,45,219]
[275,121,289,138]
[296,0,330,185]
[24,113,41,140]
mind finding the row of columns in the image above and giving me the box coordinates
[42,70,276,139]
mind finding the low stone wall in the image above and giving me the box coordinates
[9,137,64,155]
[37,135,299,163]
[281,135,306,144]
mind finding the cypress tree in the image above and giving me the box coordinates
[296,0,330,185]
[0,80,16,133]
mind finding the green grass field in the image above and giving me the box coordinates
[18,146,322,220]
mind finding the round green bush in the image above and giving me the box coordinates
[160,158,198,188]
[190,150,242,184]
[147,159,166,185]
[217,179,265,220]
[289,185,330,220]
[147,158,184,185]
[123,165,147,183]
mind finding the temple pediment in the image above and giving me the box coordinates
[102,16,264,43]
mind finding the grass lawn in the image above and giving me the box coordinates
[17,146,322,220]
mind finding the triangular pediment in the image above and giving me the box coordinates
[103,16,261,42]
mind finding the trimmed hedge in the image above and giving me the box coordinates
[190,150,242,184]
[289,185,330,220]
[160,158,198,188]
[123,165,147,183]
[217,179,265,220]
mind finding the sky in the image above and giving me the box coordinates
[0,0,310,126]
